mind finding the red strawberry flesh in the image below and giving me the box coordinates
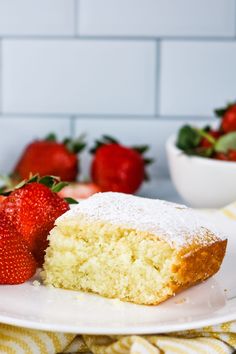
[0,212,36,284]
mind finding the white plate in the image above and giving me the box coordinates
[0,212,235,335]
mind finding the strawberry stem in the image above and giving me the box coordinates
[45,133,57,142]
[90,135,119,154]
[132,145,149,154]
[63,134,86,154]
[214,101,236,118]
[0,174,69,197]
[193,128,216,145]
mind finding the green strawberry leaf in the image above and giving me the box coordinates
[14,179,28,189]
[0,174,70,196]
[63,134,86,154]
[214,102,235,118]
[215,132,236,153]
[132,145,149,154]
[64,197,78,204]
[38,175,56,188]
[27,174,40,183]
[90,135,119,154]
[143,157,154,165]
[176,125,202,152]
[215,108,227,118]
[52,181,68,193]
[45,133,57,142]
[102,135,119,144]
[0,186,6,194]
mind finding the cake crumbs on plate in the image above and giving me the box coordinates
[32,280,41,287]
[46,284,54,289]
[174,298,186,305]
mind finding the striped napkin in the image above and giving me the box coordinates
[1,202,236,354]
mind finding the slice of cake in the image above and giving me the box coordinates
[42,192,227,305]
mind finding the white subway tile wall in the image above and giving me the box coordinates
[2,40,156,115]
[0,0,234,177]
[160,41,236,117]
[0,0,75,36]
[78,0,235,38]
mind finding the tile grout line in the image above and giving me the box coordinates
[235,0,236,37]
[0,113,214,121]
[0,35,236,42]
[70,116,76,138]
[0,39,3,116]
[154,40,161,116]
[74,0,78,37]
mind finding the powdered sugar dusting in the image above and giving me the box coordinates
[58,192,225,248]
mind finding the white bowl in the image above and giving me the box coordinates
[166,135,236,208]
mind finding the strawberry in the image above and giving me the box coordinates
[14,133,86,182]
[214,152,229,161]
[222,105,236,133]
[90,136,153,194]
[0,176,70,265]
[215,103,236,133]
[228,150,236,161]
[214,150,236,161]
[0,195,6,203]
[0,212,36,284]
[58,182,101,200]
[199,130,221,148]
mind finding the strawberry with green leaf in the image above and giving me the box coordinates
[90,136,153,194]
[176,125,217,157]
[215,102,236,133]
[0,175,72,266]
[14,133,86,182]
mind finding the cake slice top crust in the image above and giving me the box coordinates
[57,192,225,249]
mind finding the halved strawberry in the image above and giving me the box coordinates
[0,176,70,265]
[58,182,101,200]
[0,212,36,284]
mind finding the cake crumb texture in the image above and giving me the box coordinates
[42,193,227,305]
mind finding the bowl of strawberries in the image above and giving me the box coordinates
[166,102,236,208]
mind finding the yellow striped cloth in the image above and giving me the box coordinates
[1,202,236,354]
[1,322,236,354]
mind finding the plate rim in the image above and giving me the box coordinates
[0,303,236,335]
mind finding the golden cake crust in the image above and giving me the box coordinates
[148,238,227,305]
